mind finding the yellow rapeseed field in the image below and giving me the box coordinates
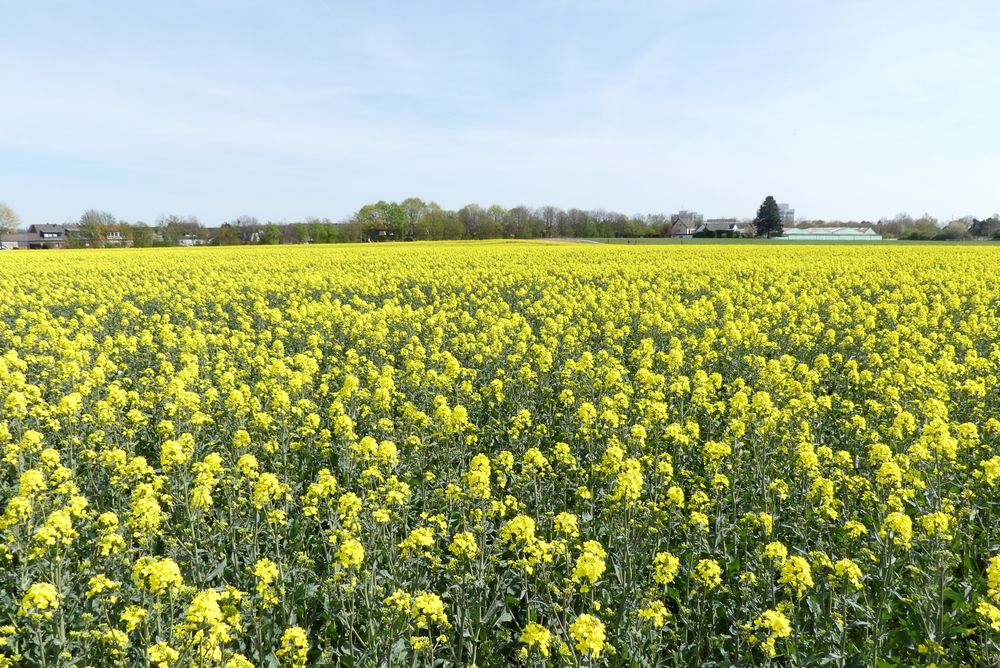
[2,241,1000,666]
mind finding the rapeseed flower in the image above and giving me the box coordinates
[652,551,680,585]
[830,558,864,591]
[19,582,59,619]
[253,558,280,606]
[177,589,234,662]
[751,609,792,657]
[448,531,478,559]
[277,626,309,668]
[133,556,184,596]
[519,623,552,657]
[695,559,723,591]
[881,512,913,550]
[569,613,607,658]
[572,540,607,589]
[778,556,814,598]
[638,600,670,627]
[147,642,180,668]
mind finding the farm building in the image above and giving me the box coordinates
[694,219,753,238]
[779,227,883,241]
[668,211,703,237]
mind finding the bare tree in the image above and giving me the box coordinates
[539,205,560,238]
[157,214,203,244]
[0,202,21,234]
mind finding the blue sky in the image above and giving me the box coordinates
[2,0,998,225]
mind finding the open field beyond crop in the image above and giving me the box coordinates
[2,242,1000,667]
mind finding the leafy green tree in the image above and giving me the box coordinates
[580,210,599,237]
[343,216,367,243]
[400,197,428,240]
[306,218,339,244]
[882,213,941,240]
[418,203,449,240]
[261,223,282,244]
[458,204,486,238]
[131,223,155,247]
[504,206,534,238]
[969,216,1000,239]
[79,209,116,247]
[215,224,242,246]
[441,210,464,239]
[486,204,507,238]
[561,209,597,237]
[296,223,311,243]
[936,220,971,241]
[753,196,783,238]
[157,214,203,244]
[539,205,560,238]
[0,202,20,234]
[355,201,406,239]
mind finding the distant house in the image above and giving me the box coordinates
[368,224,394,241]
[0,232,44,250]
[32,224,79,247]
[779,227,883,241]
[33,224,68,242]
[238,227,262,244]
[102,225,133,247]
[0,223,147,249]
[668,211,703,237]
[695,219,752,238]
[669,220,699,237]
[0,224,78,249]
[179,233,209,246]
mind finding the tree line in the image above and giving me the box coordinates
[2,199,999,244]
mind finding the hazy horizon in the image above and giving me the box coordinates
[3,1,998,226]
